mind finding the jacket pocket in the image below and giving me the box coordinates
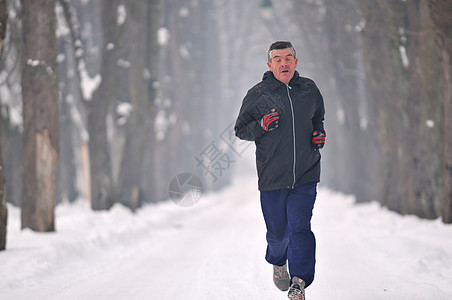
[256,133,280,168]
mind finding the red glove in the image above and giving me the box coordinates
[312,130,326,149]
[260,109,279,131]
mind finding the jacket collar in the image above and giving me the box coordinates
[262,70,302,90]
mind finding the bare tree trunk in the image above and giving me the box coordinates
[358,0,449,220]
[20,0,59,231]
[116,0,158,210]
[152,0,186,202]
[88,0,119,210]
[139,0,160,204]
[0,0,7,250]
[55,26,78,204]
[427,0,452,223]
[55,0,85,204]
[0,119,5,249]
[442,45,452,223]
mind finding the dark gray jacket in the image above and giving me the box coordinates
[234,71,325,191]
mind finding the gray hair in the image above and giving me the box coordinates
[267,41,297,62]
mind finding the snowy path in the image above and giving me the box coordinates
[1,175,452,300]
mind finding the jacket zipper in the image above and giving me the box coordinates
[286,85,296,189]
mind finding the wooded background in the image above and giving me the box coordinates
[0,0,451,250]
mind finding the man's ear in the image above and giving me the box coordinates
[267,61,272,70]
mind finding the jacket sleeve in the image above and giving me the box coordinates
[312,86,325,134]
[234,90,266,141]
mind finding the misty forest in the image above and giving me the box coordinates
[0,0,451,254]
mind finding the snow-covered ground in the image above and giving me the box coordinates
[1,175,452,300]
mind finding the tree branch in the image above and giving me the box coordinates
[57,0,101,104]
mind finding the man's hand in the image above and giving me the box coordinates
[260,109,279,131]
[312,130,326,149]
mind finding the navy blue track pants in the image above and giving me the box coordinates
[260,182,317,288]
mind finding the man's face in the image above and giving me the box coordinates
[267,48,298,85]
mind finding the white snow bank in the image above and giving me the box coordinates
[1,176,451,299]
[312,189,452,299]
